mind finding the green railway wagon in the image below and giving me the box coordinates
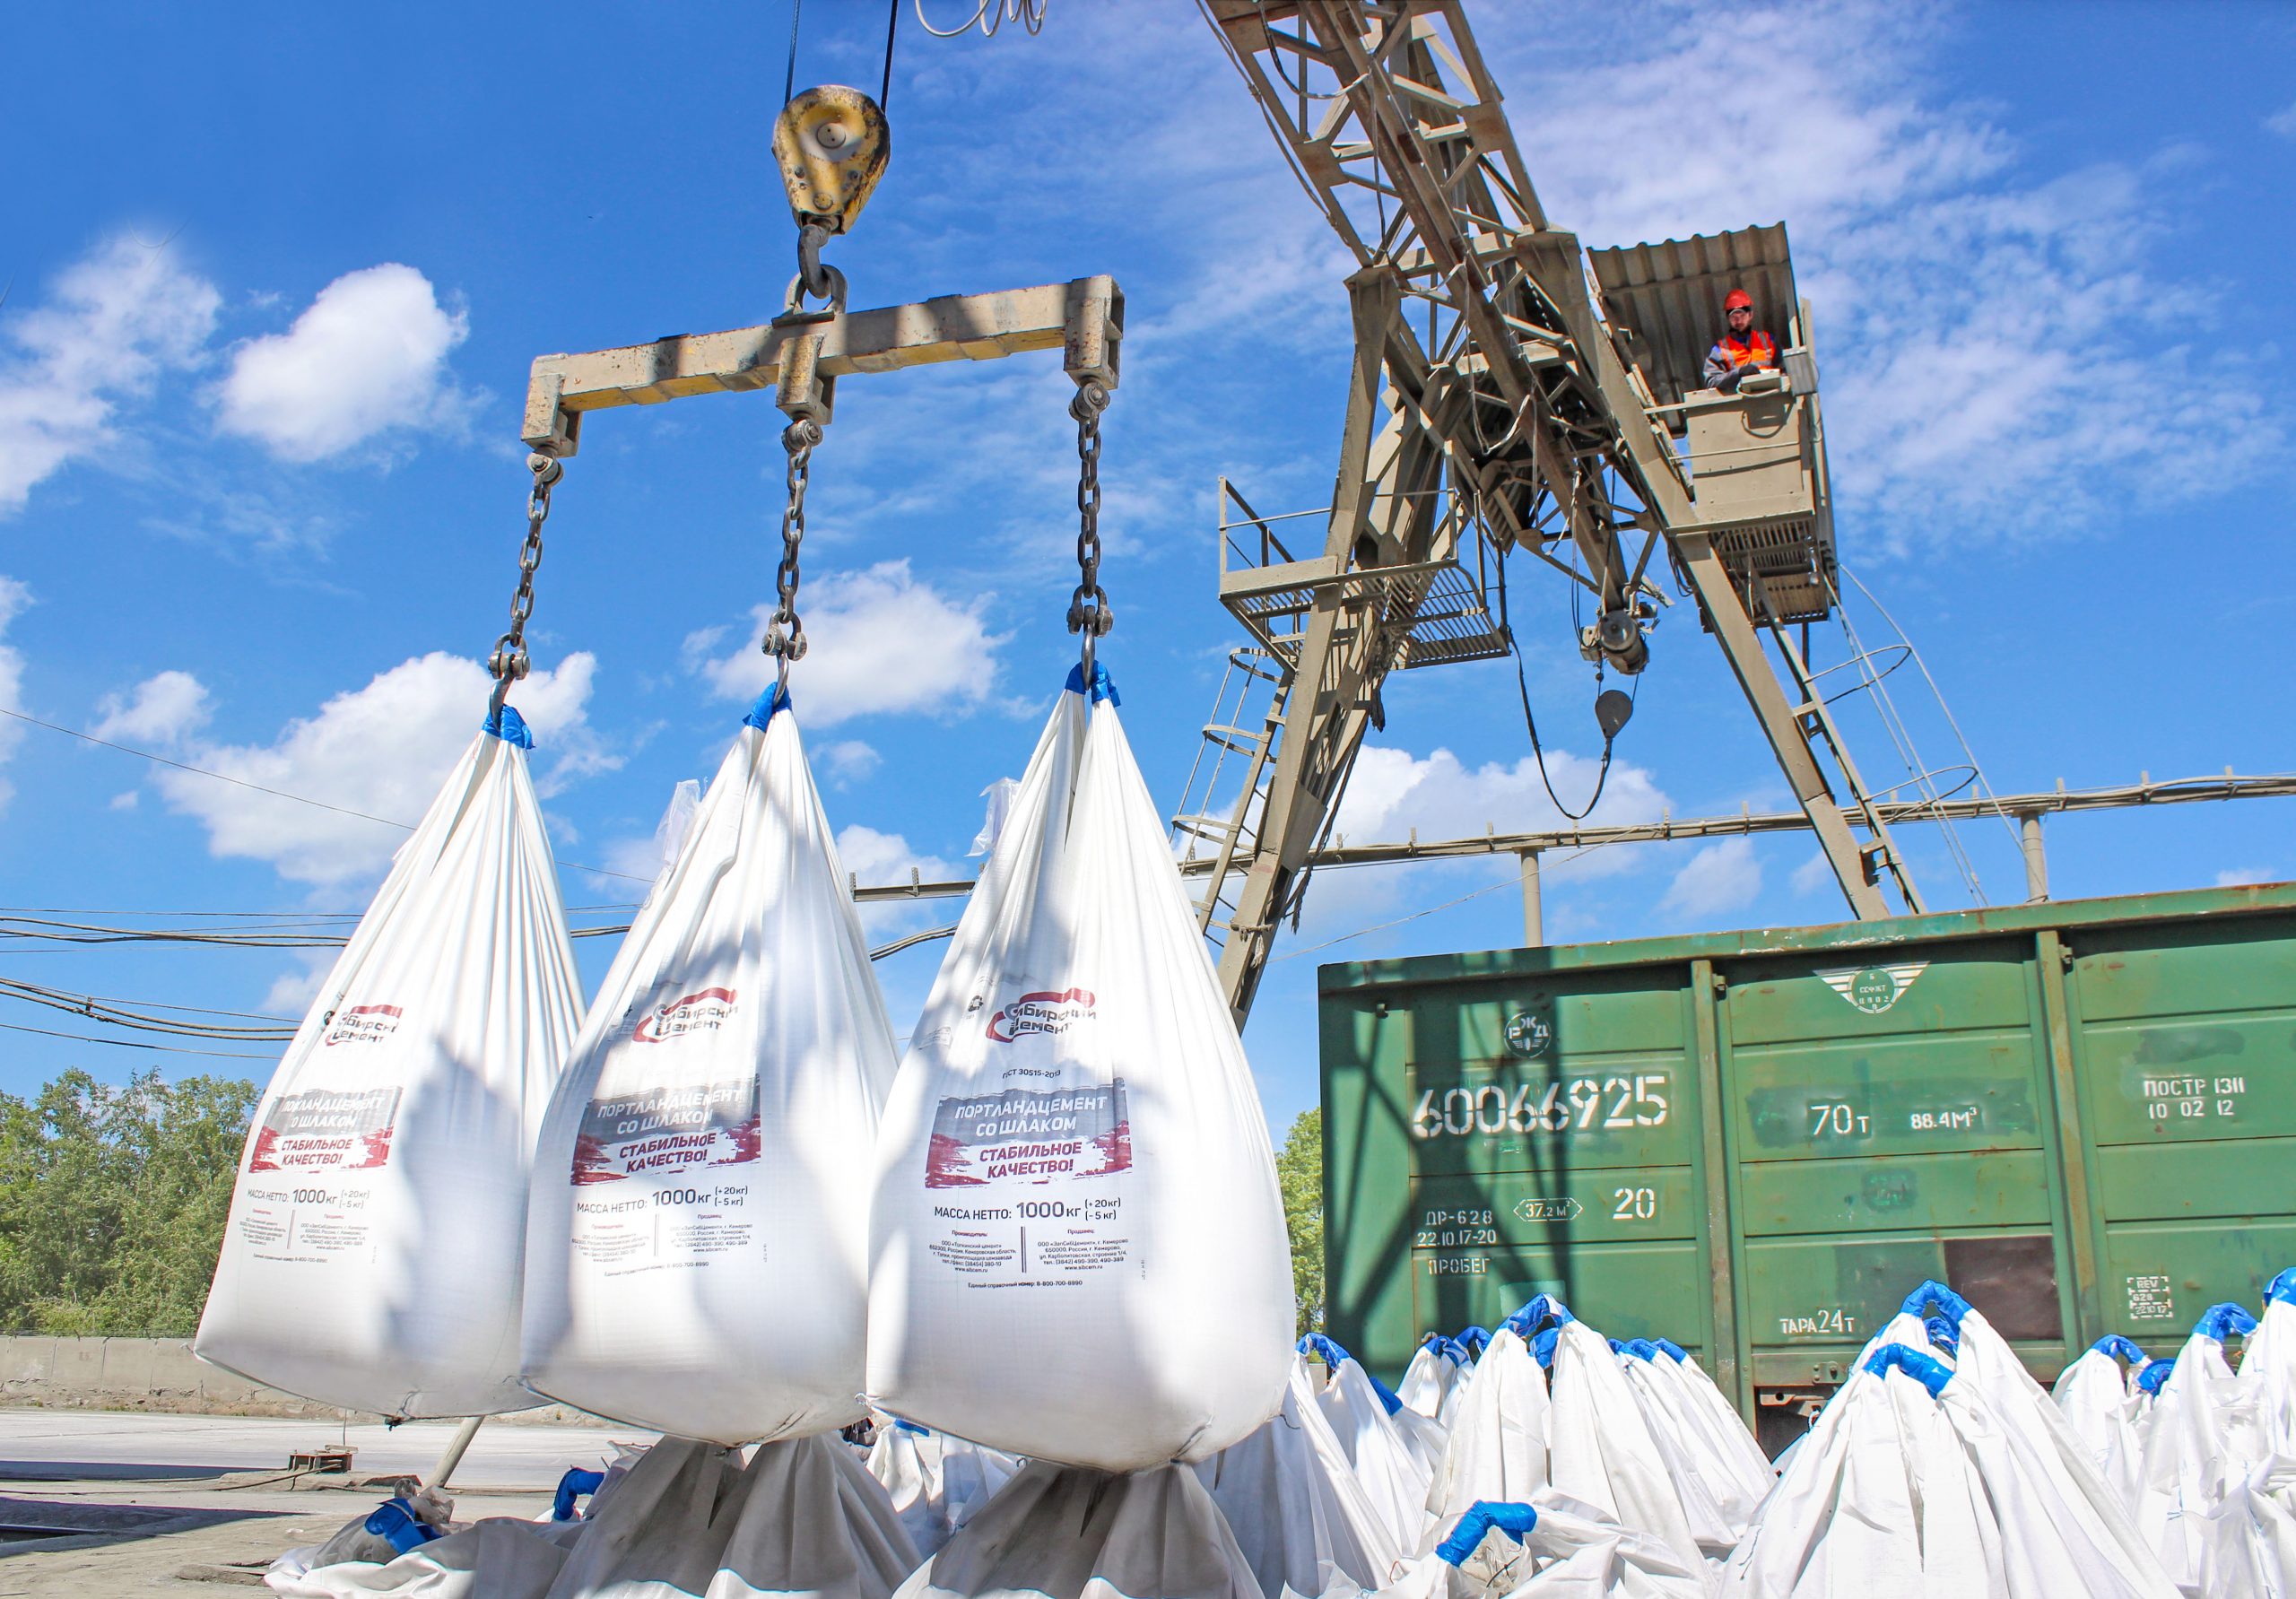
[1317,881,2296,1447]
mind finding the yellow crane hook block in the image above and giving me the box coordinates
[773,85,890,233]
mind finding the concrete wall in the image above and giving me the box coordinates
[0,1335,605,1425]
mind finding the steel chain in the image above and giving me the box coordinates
[762,419,822,682]
[1066,379,1113,654]
[487,453,563,713]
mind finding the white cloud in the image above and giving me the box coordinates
[0,577,28,810]
[1791,850,1836,896]
[2215,866,2276,888]
[216,264,474,462]
[91,669,212,746]
[1331,743,1667,880]
[834,823,958,938]
[0,238,221,516]
[1493,2,2286,535]
[109,790,139,811]
[822,739,882,786]
[692,561,1005,727]
[2267,102,2296,138]
[155,650,606,886]
[261,952,333,1016]
[1659,838,1764,923]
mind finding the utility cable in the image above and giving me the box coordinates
[1509,633,1630,822]
[784,0,804,108]
[0,1020,280,1062]
[882,0,900,109]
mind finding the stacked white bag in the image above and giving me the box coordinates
[2051,1333,2152,1517]
[523,686,898,1443]
[1196,1352,1404,1599]
[198,705,582,1419]
[865,664,1292,1470]
[1722,1281,2179,1597]
[2133,1298,2296,1595]
[866,1422,1022,1560]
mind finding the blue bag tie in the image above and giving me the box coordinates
[1454,1325,1492,1358]
[1297,1333,1351,1369]
[1864,1343,1953,1398]
[743,682,792,730]
[2092,1334,2147,1365]
[1622,1338,1658,1361]
[2136,1356,2176,1395]
[1063,660,1119,705]
[2196,1301,2258,1343]
[1531,1325,1561,1368]
[364,1499,442,1554]
[552,1466,605,1522]
[895,1419,931,1434]
[1900,1279,1972,1328]
[1435,1500,1539,1567]
[1923,1315,1961,1355]
[1502,1293,1574,1338]
[1654,1337,1688,1362]
[482,702,535,748]
[2268,1267,2296,1306]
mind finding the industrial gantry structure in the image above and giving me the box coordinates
[1176,0,1929,1025]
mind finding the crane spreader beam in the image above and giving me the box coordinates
[520,275,1123,457]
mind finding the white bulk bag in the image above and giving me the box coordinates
[197,707,581,1418]
[892,1462,1260,1599]
[2135,1302,2294,1598]
[1544,1320,1705,1577]
[2052,1334,2151,1516]
[1632,1341,1771,1524]
[1611,1343,1749,1558]
[1423,1329,1551,1543]
[1196,1355,1402,1599]
[1300,1336,1438,1556]
[541,1435,918,1599]
[867,1423,1022,1560]
[1397,1338,1465,1423]
[865,665,1292,1470]
[1371,1495,1704,1599]
[522,690,897,1443]
[2242,1271,2296,1460]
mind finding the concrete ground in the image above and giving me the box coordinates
[0,1408,658,1595]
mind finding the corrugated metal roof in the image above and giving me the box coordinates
[1588,223,1801,412]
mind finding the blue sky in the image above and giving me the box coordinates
[3,1,2291,1136]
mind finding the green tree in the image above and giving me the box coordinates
[0,1070,258,1336]
[1277,1107,1325,1334]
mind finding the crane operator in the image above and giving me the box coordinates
[1702,288,1778,393]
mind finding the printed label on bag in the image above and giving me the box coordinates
[321,1004,403,1047]
[631,986,737,1043]
[571,1078,761,1185]
[925,1080,1132,1188]
[986,987,1095,1043]
[246,1087,401,1173]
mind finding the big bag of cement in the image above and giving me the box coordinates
[1539,1310,1709,1574]
[867,1422,1022,1560]
[198,705,582,1419]
[2053,1334,2152,1516]
[1369,1495,1703,1599]
[1298,1334,1440,1552]
[1624,1340,1771,1529]
[865,664,1292,1470]
[2135,1300,2296,1597]
[2245,1269,2296,1458]
[1610,1341,1760,1556]
[541,1435,918,1599]
[1424,1327,1551,1544]
[892,1462,1259,1599]
[1723,1311,2179,1597]
[1398,1336,1469,1423]
[522,687,898,1443]
[1196,1352,1402,1599]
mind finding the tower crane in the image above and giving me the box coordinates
[1178,1,1926,1024]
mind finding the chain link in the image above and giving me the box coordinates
[1066,379,1113,655]
[761,419,822,684]
[487,453,563,713]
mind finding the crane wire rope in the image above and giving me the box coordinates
[912,0,1045,39]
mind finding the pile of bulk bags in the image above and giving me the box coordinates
[198,705,583,1420]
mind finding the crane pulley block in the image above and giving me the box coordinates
[772,85,890,234]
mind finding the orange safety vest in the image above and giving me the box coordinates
[1712,330,1777,369]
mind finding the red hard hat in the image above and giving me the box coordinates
[1724,289,1753,310]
